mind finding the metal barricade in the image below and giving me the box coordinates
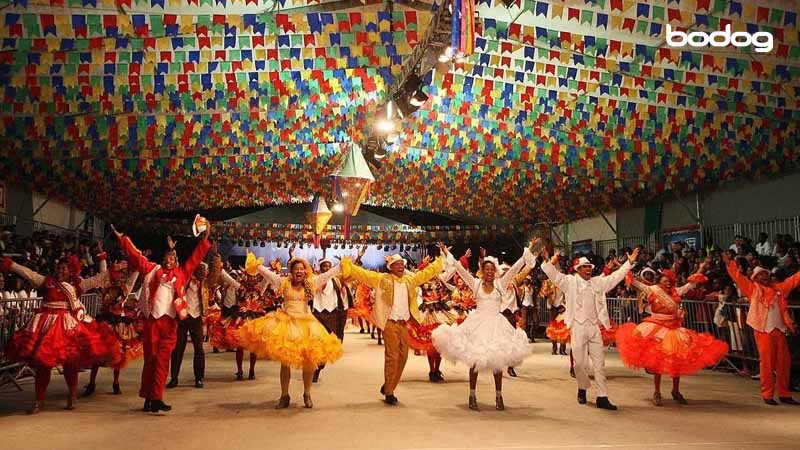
[0,293,101,390]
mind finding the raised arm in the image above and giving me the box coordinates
[340,257,385,289]
[724,259,754,299]
[2,258,46,287]
[776,268,800,295]
[448,254,478,291]
[181,238,212,278]
[597,261,633,294]
[118,235,157,274]
[220,270,242,290]
[409,257,445,287]
[256,264,285,289]
[499,248,537,291]
[313,265,342,291]
[79,256,111,292]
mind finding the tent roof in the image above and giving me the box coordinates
[2,0,799,226]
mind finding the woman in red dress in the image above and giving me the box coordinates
[2,254,121,413]
[616,264,729,406]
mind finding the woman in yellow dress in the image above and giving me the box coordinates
[237,254,343,409]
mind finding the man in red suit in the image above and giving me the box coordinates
[725,253,800,406]
[112,224,211,413]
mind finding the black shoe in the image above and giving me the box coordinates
[275,395,290,409]
[469,394,478,410]
[764,399,779,406]
[165,379,178,389]
[779,397,800,405]
[435,370,445,382]
[570,368,576,378]
[149,400,172,413]
[496,394,505,411]
[112,384,121,395]
[577,389,587,405]
[195,380,204,389]
[507,367,517,377]
[559,350,568,356]
[384,394,398,405]
[142,399,151,412]
[212,348,220,353]
[551,348,558,355]
[83,382,96,397]
[303,394,313,409]
[236,371,244,381]
[596,397,618,411]
[248,371,255,380]
[380,384,385,396]
[312,369,320,383]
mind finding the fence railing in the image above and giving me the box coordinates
[571,215,800,256]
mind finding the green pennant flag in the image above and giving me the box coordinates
[581,10,593,25]
[652,6,665,21]
[770,8,783,25]
[22,14,41,37]
[712,0,727,14]
[635,20,648,34]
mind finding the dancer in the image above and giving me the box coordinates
[432,241,538,411]
[498,260,534,378]
[237,257,343,409]
[543,273,568,355]
[616,264,728,406]
[340,248,446,405]
[725,253,800,405]
[311,251,355,383]
[85,261,141,396]
[2,252,120,413]
[210,252,270,380]
[112,223,212,413]
[540,247,639,411]
[521,276,538,343]
[407,256,459,382]
[167,252,221,390]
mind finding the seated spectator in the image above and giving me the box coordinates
[756,232,773,256]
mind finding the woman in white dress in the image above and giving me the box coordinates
[432,240,539,411]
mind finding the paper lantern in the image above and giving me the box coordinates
[306,193,332,248]
[331,143,375,239]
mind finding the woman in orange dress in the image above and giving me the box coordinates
[616,264,728,406]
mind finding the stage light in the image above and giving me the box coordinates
[260,241,265,247]
[245,240,251,248]
[333,203,344,213]
[409,89,429,107]
[375,117,395,133]
[277,241,282,248]
[238,240,244,247]
[377,244,383,250]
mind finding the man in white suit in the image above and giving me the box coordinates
[540,248,639,410]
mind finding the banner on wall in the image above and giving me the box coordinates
[662,225,702,251]
[571,239,593,255]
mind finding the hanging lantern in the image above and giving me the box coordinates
[331,143,375,239]
[306,193,333,248]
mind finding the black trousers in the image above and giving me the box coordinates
[314,309,347,342]
[171,316,205,382]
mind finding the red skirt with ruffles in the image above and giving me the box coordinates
[7,308,121,369]
[615,320,728,377]
[546,319,571,344]
[91,318,143,369]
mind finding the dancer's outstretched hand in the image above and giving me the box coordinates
[436,242,450,257]
[463,248,472,260]
[627,247,641,263]
[528,237,541,253]
[110,224,123,239]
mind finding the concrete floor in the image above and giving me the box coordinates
[1,328,799,450]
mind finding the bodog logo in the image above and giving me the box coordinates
[666,24,773,53]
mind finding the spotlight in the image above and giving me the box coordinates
[277,241,282,248]
[299,242,304,249]
[454,53,466,64]
[260,241,265,247]
[245,240,251,248]
[400,244,405,252]
[333,203,344,213]
[375,117,395,133]
[377,244,383,251]
[349,243,354,249]
[439,46,454,63]
[238,240,244,246]
[385,133,399,144]
[392,244,397,251]
[392,72,427,117]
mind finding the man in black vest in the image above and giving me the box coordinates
[311,257,349,383]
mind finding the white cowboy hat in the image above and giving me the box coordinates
[318,257,336,268]
[482,256,501,269]
[751,266,770,280]
[385,254,407,269]
[573,257,595,270]
[192,214,209,237]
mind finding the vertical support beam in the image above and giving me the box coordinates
[696,192,704,249]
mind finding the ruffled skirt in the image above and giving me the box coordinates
[615,321,729,377]
[347,284,373,323]
[207,308,265,350]
[407,305,457,353]
[93,313,144,369]
[546,318,617,346]
[8,308,121,369]
[431,309,531,372]
[237,310,343,369]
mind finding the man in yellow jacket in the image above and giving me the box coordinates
[340,248,446,405]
